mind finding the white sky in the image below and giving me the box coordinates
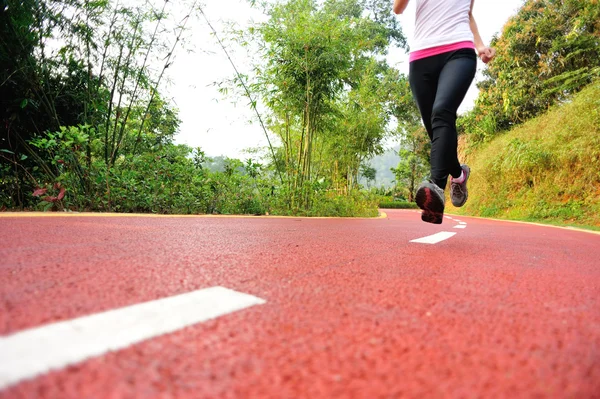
[166,0,524,159]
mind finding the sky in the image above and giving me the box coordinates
[166,0,525,159]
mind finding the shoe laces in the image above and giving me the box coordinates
[451,180,465,196]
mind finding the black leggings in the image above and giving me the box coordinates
[409,48,476,190]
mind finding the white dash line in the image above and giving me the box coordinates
[459,222,467,225]
[410,231,457,244]
[454,225,467,229]
[0,286,266,390]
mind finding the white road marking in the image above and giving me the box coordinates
[454,225,467,229]
[0,286,266,390]
[410,231,457,244]
[459,222,467,225]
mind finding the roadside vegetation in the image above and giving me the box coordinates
[1,0,598,224]
[0,0,418,217]
[455,81,600,228]
[452,0,600,228]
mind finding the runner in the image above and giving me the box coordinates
[393,0,496,224]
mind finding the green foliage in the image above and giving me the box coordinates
[391,127,429,202]
[378,201,418,209]
[491,138,554,176]
[456,80,600,228]
[360,165,377,188]
[28,125,93,210]
[246,0,407,211]
[0,120,381,216]
[457,110,498,144]
[359,147,400,188]
[1,0,189,206]
[0,0,394,218]
[279,189,380,217]
[465,0,600,143]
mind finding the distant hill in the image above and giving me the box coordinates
[203,155,227,172]
[359,146,400,188]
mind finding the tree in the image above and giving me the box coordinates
[248,0,406,209]
[0,0,194,208]
[360,165,377,188]
[470,0,600,140]
[392,127,429,202]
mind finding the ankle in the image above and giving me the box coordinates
[451,170,465,184]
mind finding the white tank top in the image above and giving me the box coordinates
[411,0,474,52]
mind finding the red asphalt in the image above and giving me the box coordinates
[1,210,599,398]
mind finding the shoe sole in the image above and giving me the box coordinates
[415,185,444,224]
[454,193,468,207]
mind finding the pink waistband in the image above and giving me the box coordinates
[409,41,476,62]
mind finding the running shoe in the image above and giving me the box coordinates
[450,165,470,207]
[415,180,445,224]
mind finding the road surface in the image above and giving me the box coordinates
[1,210,599,398]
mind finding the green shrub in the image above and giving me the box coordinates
[379,201,418,209]
[269,189,379,218]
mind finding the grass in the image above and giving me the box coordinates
[454,80,600,229]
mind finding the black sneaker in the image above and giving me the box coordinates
[415,181,445,224]
[450,165,470,207]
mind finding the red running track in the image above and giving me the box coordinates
[0,210,599,398]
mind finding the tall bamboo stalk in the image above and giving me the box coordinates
[109,17,141,166]
[197,5,283,184]
[115,0,170,163]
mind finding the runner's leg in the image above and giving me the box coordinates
[429,50,476,189]
[409,57,440,143]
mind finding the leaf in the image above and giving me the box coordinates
[57,187,66,201]
[33,188,48,197]
[0,149,14,154]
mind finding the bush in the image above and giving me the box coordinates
[268,189,379,218]
[379,201,418,209]
[6,124,387,218]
